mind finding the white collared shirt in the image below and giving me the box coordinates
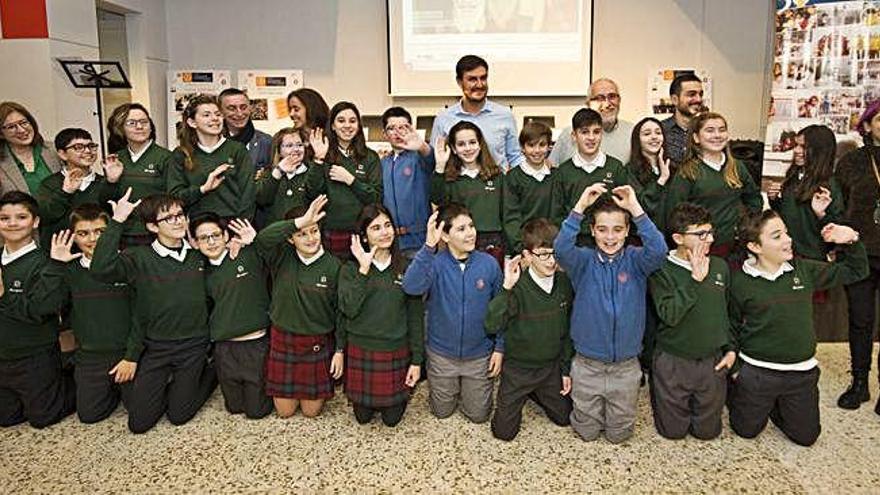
[61,167,97,192]
[372,256,392,272]
[285,163,308,179]
[297,247,325,266]
[197,136,226,154]
[151,239,191,263]
[208,250,229,267]
[2,240,38,265]
[520,162,551,182]
[703,153,727,172]
[572,151,607,174]
[528,267,554,294]
[666,250,692,271]
[79,256,92,269]
[129,140,153,163]
[460,167,480,179]
[741,256,793,281]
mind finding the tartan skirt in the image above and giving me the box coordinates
[344,343,411,409]
[323,229,354,262]
[265,327,334,400]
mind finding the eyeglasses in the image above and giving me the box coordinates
[529,250,555,261]
[681,229,714,241]
[589,93,620,103]
[64,143,99,153]
[1,119,32,132]
[281,143,306,150]
[156,212,186,224]
[196,231,224,243]
[124,119,151,128]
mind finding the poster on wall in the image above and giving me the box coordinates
[166,70,231,148]
[647,68,712,116]
[763,0,880,185]
[237,70,304,135]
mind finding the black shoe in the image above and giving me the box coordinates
[837,375,870,410]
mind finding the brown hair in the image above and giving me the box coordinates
[0,101,44,158]
[271,127,313,165]
[443,121,500,182]
[178,94,220,171]
[69,203,110,229]
[521,218,558,251]
[519,121,552,147]
[106,103,156,154]
[677,112,742,189]
[738,209,783,256]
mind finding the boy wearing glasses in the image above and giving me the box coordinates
[90,189,217,433]
[380,106,433,259]
[37,128,119,246]
[190,213,273,419]
[39,204,139,423]
[649,203,735,440]
[485,218,573,441]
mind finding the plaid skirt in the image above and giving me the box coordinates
[476,231,505,269]
[323,229,354,262]
[265,327,334,399]
[344,343,411,409]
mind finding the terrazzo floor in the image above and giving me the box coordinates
[2,343,879,494]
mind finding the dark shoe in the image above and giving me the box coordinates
[837,375,870,410]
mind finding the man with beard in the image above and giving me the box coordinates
[661,74,705,167]
[218,88,272,171]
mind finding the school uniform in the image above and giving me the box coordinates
[382,149,434,256]
[305,149,382,261]
[39,256,138,423]
[90,221,217,433]
[205,246,272,419]
[337,258,424,426]
[648,253,732,439]
[485,268,574,441]
[772,177,843,261]
[255,163,309,225]
[431,169,513,267]
[728,243,868,446]
[503,164,556,252]
[166,138,256,220]
[402,245,502,423]
[36,169,117,246]
[0,242,75,428]
[116,141,172,244]
[554,211,667,442]
[254,219,342,400]
[626,162,668,232]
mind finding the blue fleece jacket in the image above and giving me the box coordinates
[554,211,667,362]
[402,245,503,359]
[382,149,434,251]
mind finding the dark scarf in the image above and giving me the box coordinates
[229,120,256,145]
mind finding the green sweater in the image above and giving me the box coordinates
[730,242,868,364]
[254,219,342,335]
[772,177,843,261]
[485,270,574,373]
[36,171,116,246]
[504,166,556,252]
[90,220,210,342]
[39,258,140,361]
[665,160,763,246]
[166,139,256,220]
[305,151,382,231]
[337,261,425,364]
[550,156,629,231]
[205,246,271,342]
[431,172,515,241]
[255,167,309,225]
[117,142,172,235]
[0,247,59,360]
[649,255,733,360]
[626,163,668,232]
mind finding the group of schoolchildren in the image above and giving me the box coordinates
[0,88,869,449]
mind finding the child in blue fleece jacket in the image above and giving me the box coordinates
[554,183,666,443]
[402,203,503,423]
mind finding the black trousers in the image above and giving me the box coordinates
[74,354,133,424]
[127,336,217,434]
[214,336,272,419]
[650,350,727,440]
[844,254,880,379]
[729,363,820,447]
[0,345,75,428]
[491,362,572,441]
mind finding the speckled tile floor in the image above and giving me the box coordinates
[2,343,879,494]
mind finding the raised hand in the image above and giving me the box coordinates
[276,154,299,174]
[227,218,256,246]
[200,164,231,194]
[103,154,124,184]
[350,234,376,274]
[611,185,644,217]
[657,147,671,186]
[503,255,522,290]
[294,194,328,229]
[62,169,84,193]
[49,230,83,263]
[309,128,329,161]
[689,243,710,282]
[434,136,451,173]
[573,182,607,213]
[108,186,142,223]
[821,223,859,245]
[401,124,426,152]
[328,164,355,185]
[811,186,832,219]
[425,210,445,248]
[766,180,782,200]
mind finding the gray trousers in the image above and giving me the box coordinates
[426,348,493,423]
[650,350,727,440]
[570,354,641,443]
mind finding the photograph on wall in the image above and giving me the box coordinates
[647,68,712,116]
[166,70,231,148]
[237,70,304,135]
[763,0,880,188]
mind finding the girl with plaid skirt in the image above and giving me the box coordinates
[336,204,424,426]
[253,195,344,418]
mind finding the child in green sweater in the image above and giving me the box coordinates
[729,210,868,446]
[0,191,75,428]
[504,122,556,253]
[337,203,424,427]
[649,203,735,440]
[42,204,139,423]
[256,127,312,225]
[486,218,574,441]
[191,214,273,419]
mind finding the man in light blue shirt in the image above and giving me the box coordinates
[431,55,523,170]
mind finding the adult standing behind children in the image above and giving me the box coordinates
[219,88,273,171]
[661,73,705,168]
[0,102,62,196]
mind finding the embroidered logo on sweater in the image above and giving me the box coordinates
[236,265,248,278]
[485,180,496,192]
[9,279,23,293]
[792,276,804,290]
[145,163,157,174]
[316,275,329,288]
[714,272,725,287]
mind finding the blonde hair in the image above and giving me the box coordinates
[677,112,742,189]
